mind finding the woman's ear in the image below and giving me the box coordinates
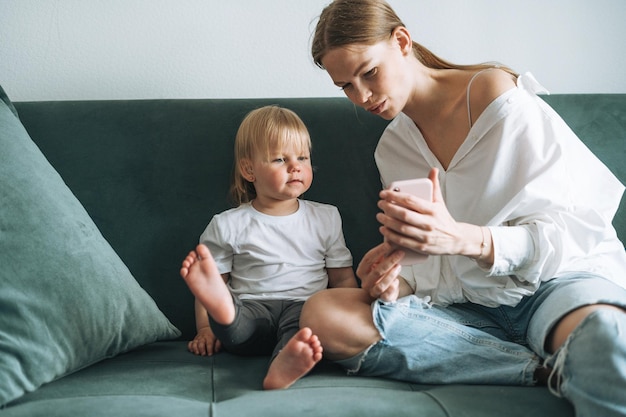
[392,26,412,56]
[239,159,255,182]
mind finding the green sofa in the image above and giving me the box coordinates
[1,84,624,416]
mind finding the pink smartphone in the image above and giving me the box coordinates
[386,178,433,265]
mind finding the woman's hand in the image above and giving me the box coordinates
[356,242,404,302]
[188,326,222,356]
[377,167,470,257]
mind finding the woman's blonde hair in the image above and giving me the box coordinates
[230,105,312,206]
[312,0,517,77]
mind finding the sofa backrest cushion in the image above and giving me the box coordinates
[11,95,626,341]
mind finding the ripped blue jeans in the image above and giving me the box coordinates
[335,273,626,417]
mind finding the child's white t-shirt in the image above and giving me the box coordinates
[200,199,353,301]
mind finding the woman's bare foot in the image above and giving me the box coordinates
[180,244,235,325]
[263,327,323,390]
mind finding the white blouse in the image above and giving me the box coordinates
[375,73,626,307]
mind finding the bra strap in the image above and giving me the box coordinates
[466,68,496,129]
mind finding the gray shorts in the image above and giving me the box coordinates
[209,295,304,361]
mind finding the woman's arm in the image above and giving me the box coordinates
[378,167,495,267]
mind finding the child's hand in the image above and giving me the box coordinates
[188,327,222,356]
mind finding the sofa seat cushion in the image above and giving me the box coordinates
[0,396,211,417]
[5,343,212,406]
[0,86,180,406]
[4,342,574,417]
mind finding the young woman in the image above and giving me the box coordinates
[301,1,626,415]
[180,105,357,390]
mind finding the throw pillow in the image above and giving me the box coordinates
[0,85,181,406]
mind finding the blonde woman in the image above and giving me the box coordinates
[301,1,626,415]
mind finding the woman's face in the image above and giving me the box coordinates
[321,31,413,120]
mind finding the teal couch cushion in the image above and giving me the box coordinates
[0,86,181,406]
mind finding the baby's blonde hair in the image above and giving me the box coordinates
[312,0,517,77]
[230,105,312,206]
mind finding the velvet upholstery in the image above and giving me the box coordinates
[2,90,623,416]
[0,87,180,406]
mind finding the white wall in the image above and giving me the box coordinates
[1,0,625,101]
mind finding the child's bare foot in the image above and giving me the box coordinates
[263,327,323,390]
[180,244,235,325]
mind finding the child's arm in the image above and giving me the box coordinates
[327,266,358,288]
[188,298,222,356]
[188,272,230,356]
